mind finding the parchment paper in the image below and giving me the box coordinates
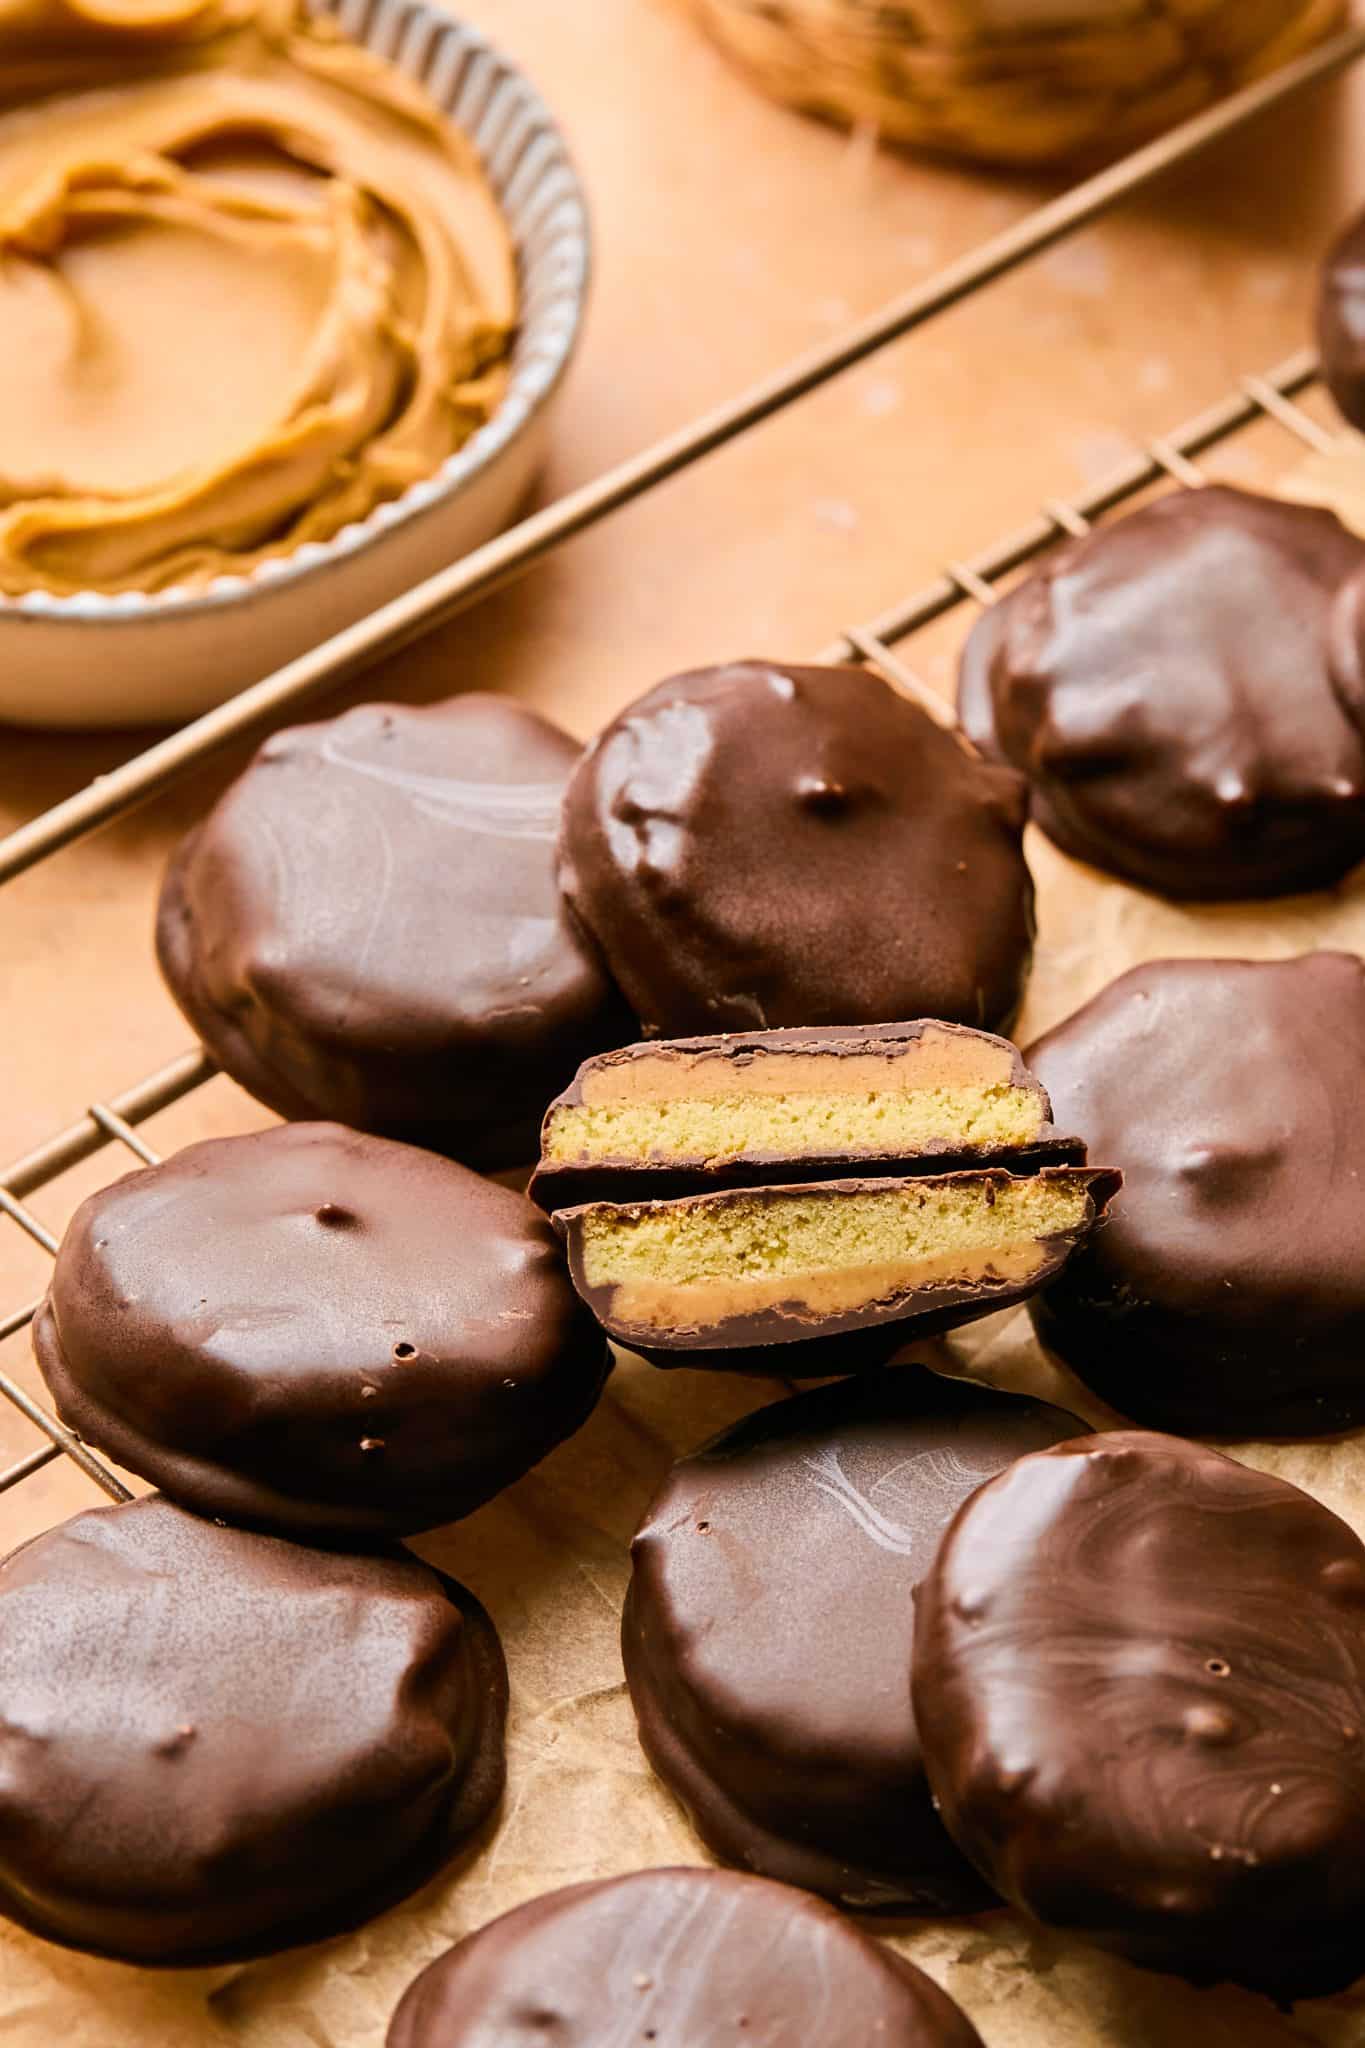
[11,446,1365,2048]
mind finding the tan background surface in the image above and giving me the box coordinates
[6,5,1365,2043]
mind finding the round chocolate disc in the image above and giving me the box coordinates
[387,1867,985,2047]
[157,695,631,1169]
[557,662,1034,1038]
[913,1431,1365,2002]
[34,1123,609,1538]
[0,1496,507,1966]
[1320,207,1365,430]
[1027,951,1365,1437]
[624,1369,1082,1911]
[958,487,1365,899]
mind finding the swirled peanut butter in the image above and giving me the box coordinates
[0,0,517,594]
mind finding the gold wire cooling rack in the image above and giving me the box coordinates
[1,20,1363,1511]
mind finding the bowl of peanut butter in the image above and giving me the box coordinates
[0,0,589,726]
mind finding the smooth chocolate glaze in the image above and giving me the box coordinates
[1320,208,1365,430]
[913,1431,1365,2003]
[1028,952,1365,1437]
[557,1167,1121,1370]
[0,1495,507,1966]
[157,695,633,1169]
[959,487,1365,899]
[557,662,1034,1037]
[34,1123,609,1538]
[621,1322,916,1379]
[387,1867,985,2046]
[531,1020,1081,1212]
[625,1370,1082,1911]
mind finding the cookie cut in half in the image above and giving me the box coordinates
[555,1166,1119,1364]
[532,1020,1080,1211]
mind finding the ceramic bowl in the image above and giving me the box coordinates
[0,0,590,729]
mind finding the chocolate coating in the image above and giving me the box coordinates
[913,1431,1365,2002]
[0,1495,507,1966]
[157,695,632,1169]
[34,1123,609,1538]
[387,1867,985,2047]
[625,1370,1082,1911]
[959,487,1365,899]
[1028,952,1365,1437]
[558,662,1034,1037]
[622,1322,914,1379]
[1320,208,1365,430]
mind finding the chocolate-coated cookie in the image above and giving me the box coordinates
[157,695,632,1168]
[625,1369,1082,1910]
[959,488,1365,899]
[1028,952,1365,1437]
[913,1431,1365,2001]
[532,1019,1080,1212]
[0,1496,507,1965]
[558,1167,1118,1367]
[558,661,1034,1037]
[388,1868,985,2047]
[1320,207,1365,430]
[34,1123,608,1537]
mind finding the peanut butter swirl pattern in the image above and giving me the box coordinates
[0,0,515,594]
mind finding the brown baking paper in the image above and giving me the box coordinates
[11,448,1365,2048]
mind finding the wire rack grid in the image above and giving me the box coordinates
[0,27,1360,1514]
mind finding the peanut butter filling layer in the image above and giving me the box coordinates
[542,1027,1048,1168]
[0,0,516,595]
[573,1174,1098,1332]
